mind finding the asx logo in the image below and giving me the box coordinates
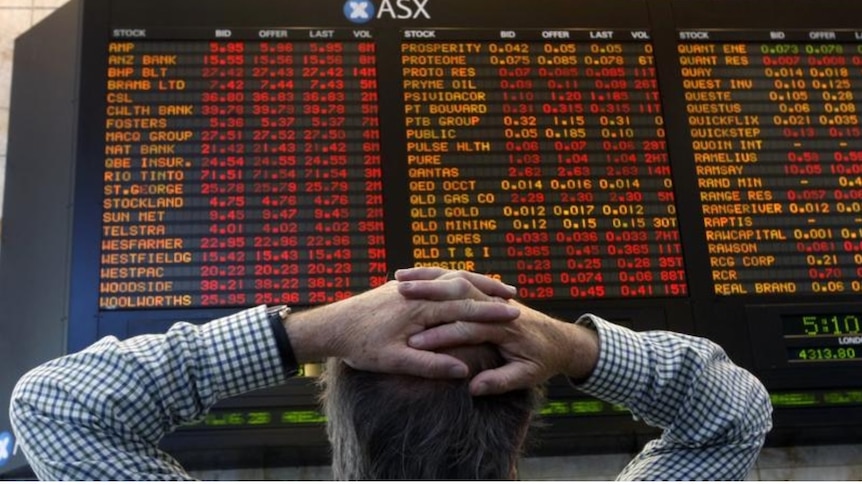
[0,431,13,468]
[344,0,431,24]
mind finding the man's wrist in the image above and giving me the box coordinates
[510,301,599,382]
[267,305,300,377]
[280,304,336,364]
[565,319,600,383]
[570,315,649,405]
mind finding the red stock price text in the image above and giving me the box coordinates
[100,37,386,309]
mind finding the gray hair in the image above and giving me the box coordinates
[319,345,544,480]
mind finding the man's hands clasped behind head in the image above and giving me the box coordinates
[290,266,598,395]
[287,273,520,380]
[395,267,600,396]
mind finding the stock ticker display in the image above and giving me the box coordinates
[85,0,862,376]
[101,32,389,309]
[681,31,862,298]
[401,30,684,301]
[99,29,687,309]
[101,28,862,311]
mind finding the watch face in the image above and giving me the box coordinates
[267,304,285,314]
[268,305,291,320]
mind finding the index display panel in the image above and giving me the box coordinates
[783,312,862,363]
[679,30,862,297]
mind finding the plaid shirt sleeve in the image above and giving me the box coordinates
[9,305,287,481]
[575,314,773,481]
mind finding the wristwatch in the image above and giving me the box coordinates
[266,304,292,324]
[266,304,300,377]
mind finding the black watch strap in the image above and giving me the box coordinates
[267,305,300,378]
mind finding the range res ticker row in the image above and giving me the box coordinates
[99,29,862,309]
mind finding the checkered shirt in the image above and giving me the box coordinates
[577,314,772,480]
[9,307,772,480]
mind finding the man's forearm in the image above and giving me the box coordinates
[9,306,284,480]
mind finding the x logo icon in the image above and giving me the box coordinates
[0,436,9,461]
[349,1,370,19]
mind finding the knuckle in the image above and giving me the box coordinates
[427,300,446,321]
[452,270,470,280]
[460,298,478,316]
[452,277,471,294]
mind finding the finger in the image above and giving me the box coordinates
[387,348,470,379]
[408,320,509,350]
[394,267,448,281]
[447,271,517,299]
[434,299,520,325]
[399,278,512,304]
[469,365,536,395]
[398,279,484,301]
[396,268,517,299]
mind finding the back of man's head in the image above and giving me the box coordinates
[319,345,544,480]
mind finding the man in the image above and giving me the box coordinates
[320,267,773,480]
[9,267,772,480]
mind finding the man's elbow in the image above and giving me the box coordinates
[729,367,773,443]
[8,364,62,442]
[749,374,774,435]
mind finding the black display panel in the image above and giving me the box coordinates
[6,0,862,476]
[98,27,683,308]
